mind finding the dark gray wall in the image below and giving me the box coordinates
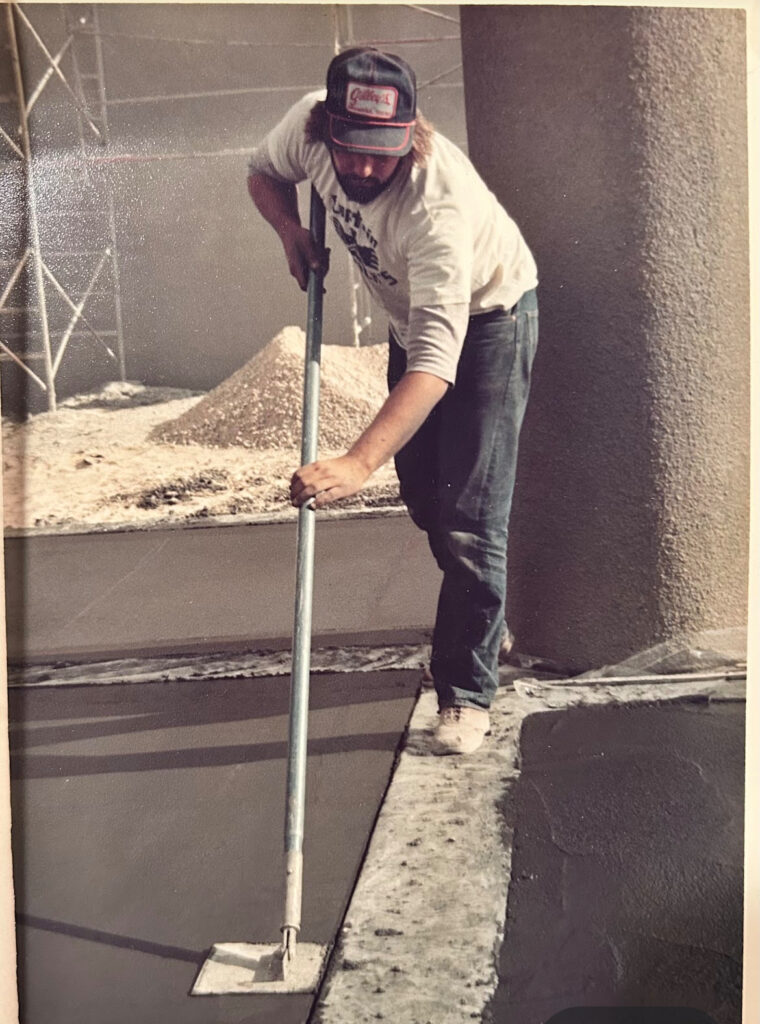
[1,3,466,416]
[461,6,750,669]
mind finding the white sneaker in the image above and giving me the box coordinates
[432,705,490,755]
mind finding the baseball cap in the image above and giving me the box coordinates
[325,48,417,157]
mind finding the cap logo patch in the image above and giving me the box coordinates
[345,82,398,120]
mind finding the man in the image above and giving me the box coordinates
[248,48,538,755]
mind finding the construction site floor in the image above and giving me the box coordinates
[9,668,420,1024]
[491,701,745,1024]
[8,666,746,1024]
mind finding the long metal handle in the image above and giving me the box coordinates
[281,188,326,957]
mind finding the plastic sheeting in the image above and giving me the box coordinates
[574,625,747,680]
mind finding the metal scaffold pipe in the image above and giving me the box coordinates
[6,3,57,410]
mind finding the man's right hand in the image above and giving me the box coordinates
[248,172,329,291]
[280,224,330,292]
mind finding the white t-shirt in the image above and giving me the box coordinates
[248,91,538,384]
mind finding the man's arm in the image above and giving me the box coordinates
[247,172,328,291]
[290,370,448,508]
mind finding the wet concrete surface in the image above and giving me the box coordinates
[8,668,420,1024]
[490,701,744,1024]
[4,514,440,663]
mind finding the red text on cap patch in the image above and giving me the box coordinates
[345,82,398,120]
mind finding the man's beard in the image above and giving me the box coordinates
[336,174,387,204]
[331,152,402,205]
[335,172,389,203]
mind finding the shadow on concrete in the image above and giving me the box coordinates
[12,731,406,780]
[17,913,203,965]
[8,669,413,750]
[10,668,419,1024]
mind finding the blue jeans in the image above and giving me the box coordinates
[387,289,538,710]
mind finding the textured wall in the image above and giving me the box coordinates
[460,6,750,669]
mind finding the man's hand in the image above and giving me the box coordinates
[280,223,330,292]
[248,173,329,291]
[290,454,371,508]
[290,371,449,510]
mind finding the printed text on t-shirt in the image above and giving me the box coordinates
[330,195,398,288]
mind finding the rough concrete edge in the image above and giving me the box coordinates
[513,674,747,707]
[2,503,408,540]
[6,644,431,689]
[312,672,745,1024]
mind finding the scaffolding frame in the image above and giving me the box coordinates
[0,2,125,411]
[0,3,461,408]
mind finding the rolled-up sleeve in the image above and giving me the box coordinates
[404,303,470,385]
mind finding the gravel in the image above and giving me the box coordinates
[2,327,401,531]
[151,326,389,451]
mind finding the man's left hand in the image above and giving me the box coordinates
[290,454,371,508]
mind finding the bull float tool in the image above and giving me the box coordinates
[191,188,331,996]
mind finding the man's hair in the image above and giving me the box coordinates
[305,100,434,167]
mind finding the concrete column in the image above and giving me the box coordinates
[460,6,750,670]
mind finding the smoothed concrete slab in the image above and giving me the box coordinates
[4,513,440,662]
[491,701,744,1024]
[9,667,419,1024]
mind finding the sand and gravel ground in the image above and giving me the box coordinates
[2,328,402,532]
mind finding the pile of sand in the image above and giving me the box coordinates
[152,326,389,451]
[2,327,402,531]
